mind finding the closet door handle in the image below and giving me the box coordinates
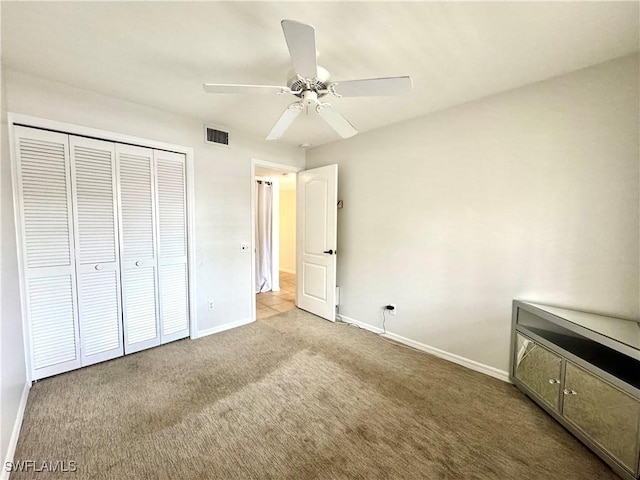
[323,249,334,255]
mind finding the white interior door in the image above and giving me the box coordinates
[154,150,190,344]
[70,136,124,366]
[117,144,161,354]
[14,126,81,379]
[296,164,338,321]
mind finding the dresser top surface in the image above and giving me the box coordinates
[524,302,640,352]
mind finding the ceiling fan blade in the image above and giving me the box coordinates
[331,76,412,97]
[203,84,289,95]
[266,103,303,140]
[317,105,357,139]
[281,19,318,79]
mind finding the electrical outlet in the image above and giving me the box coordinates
[208,300,215,311]
[387,303,397,316]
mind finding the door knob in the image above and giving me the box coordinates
[323,249,334,255]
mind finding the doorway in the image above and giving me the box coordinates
[251,160,300,321]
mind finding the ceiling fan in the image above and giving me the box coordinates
[203,19,412,141]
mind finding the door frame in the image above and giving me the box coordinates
[8,113,197,382]
[250,158,302,322]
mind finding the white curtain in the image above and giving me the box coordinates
[255,180,273,293]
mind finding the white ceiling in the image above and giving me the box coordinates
[2,1,638,147]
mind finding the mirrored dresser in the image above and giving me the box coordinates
[510,300,640,480]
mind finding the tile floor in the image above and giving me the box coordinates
[256,271,296,319]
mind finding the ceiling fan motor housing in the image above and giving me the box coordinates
[287,66,331,98]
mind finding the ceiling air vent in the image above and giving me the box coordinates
[204,125,230,147]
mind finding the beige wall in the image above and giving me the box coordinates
[279,187,296,274]
[306,54,639,373]
[0,65,27,470]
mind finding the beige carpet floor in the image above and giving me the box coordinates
[12,309,617,479]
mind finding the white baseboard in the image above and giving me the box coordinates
[382,331,511,383]
[2,381,31,480]
[193,317,254,339]
[338,315,385,334]
[337,315,510,383]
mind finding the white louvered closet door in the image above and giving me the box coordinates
[116,144,161,354]
[14,126,81,379]
[70,136,124,366]
[154,150,190,343]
